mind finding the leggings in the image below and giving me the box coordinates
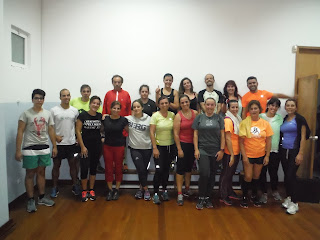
[80,143,101,179]
[153,144,176,193]
[198,152,219,198]
[219,154,240,199]
[103,145,125,182]
[280,148,300,203]
[259,152,282,193]
[129,147,152,187]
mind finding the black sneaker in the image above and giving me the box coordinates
[252,197,262,207]
[196,197,205,210]
[229,191,241,200]
[106,189,113,201]
[240,197,249,209]
[170,160,175,172]
[112,189,120,200]
[205,197,213,209]
[220,197,233,206]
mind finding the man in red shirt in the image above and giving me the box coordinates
[242,76,291,119]
[102,75,131,116]
[102,75,131,171]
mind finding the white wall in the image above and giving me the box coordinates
[3,0,42,203]
[42,0,320,103]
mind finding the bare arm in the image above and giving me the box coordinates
[239,137,248,163]
[48,125,57,158]
[221,103,227,114]
[173,114,183,158]
[169,90,179,110]
[194,130,200,160]
[242,106,248,120]
[263,136,271,166]
[150,124,159,158]
[295,125,306,165]
[200,102,205,113]
[155,86,161,107]
[273,93,292,99]
[15,120,26,161]
[76,119,88,158]
[216,103,222,114]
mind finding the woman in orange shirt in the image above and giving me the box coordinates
[219,100,242,206]
[239,100,273,208]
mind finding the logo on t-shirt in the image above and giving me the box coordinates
[261,95,264,98]
[34,117,46,137]
[206,119,213,126]
[251,126,261,138]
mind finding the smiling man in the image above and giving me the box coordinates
[242,76,291,119]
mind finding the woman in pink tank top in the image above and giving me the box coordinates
[173,95,198,206]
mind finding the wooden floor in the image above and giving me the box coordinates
[6,185,320,240]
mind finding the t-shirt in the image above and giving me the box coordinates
[142,99,157,117]
[224,118,240,155]
[280,117,298,149]
[239,118,274,158]
[77,111,102,145]
[260,113,283,152]
[198,89,224,113]
[19,108,54,148]
[50,105,79,145]
[242,90,273,116]
[150,111,175,146]
[102,89,131,116]
[126,113,151,149]
[192,113,224,156]
[70,97,102,114]
[103,116,128,147]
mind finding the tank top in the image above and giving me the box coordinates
[178,110,196,143]
[161,88,177,114]
[188,93,198,111]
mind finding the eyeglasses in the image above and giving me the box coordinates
[33,97,44,100]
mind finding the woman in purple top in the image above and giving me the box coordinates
[280,99,310,215]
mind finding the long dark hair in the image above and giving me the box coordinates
[223,80,240,99]
[179,77,195,96]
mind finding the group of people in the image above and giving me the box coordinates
[15,73,310,216]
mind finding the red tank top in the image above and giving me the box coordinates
[178,110,196,143]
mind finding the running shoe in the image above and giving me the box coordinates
[282,196,292,208]
[88,190,96,201]
[229,191,241,200]
[252,197,262,207]
[240,196,249,209]
[50,187,59,198]
[183,189,193,198]
[220,197,233,206]
[72,184,81,196]
[162,191,169,201]
[38,196,55,207]
[81,191,89,202]
[112,189,120,200]
[259,193,268,204]
[123,163,128,173]
[196,197,205,210]
[170,160,175,172]
[27,198,37,213]
[106,190,113,201]
[144,190,151,201]
[286,202,299,215]
[177,194,184,206]
[205,197,213,209]
[272,191,282,201]
[153,193,161,205]
[135,189,143,199]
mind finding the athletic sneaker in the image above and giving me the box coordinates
[272,191,282,201]
[38,196,55,207]
[112,189,120,200]
[123,163,128,173]
[205,197,213,209]
[240,197,249,209]
[252,197,262,207]
[259,193,268,204]
[282,197,292,208]
[196,197,205,210]
[183,189,193,198]
[153,193,161,205]
[135,189,143,199]
[81,191,89,202]
[106,190,113,201]
[27,198,37,213]
[50,187,59,198]
[229,191,241,200]
[220,197,233,206]
[170,160,175,172]
[162,191,169,201]
[286,202,299,215]
[88,190,96,201]
[177,194,184,206]
[72,184,81,196]
[144,190,151,201]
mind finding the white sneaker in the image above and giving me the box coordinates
[282,196,291,208]
[272,191,282,201]
[286,202,299,215]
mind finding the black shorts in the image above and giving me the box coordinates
[176,142,195,175]
[55,144,77,160]
[248,156,264,165]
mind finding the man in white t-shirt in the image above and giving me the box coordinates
[50,89,80,198]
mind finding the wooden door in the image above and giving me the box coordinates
[296,74,318,178]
